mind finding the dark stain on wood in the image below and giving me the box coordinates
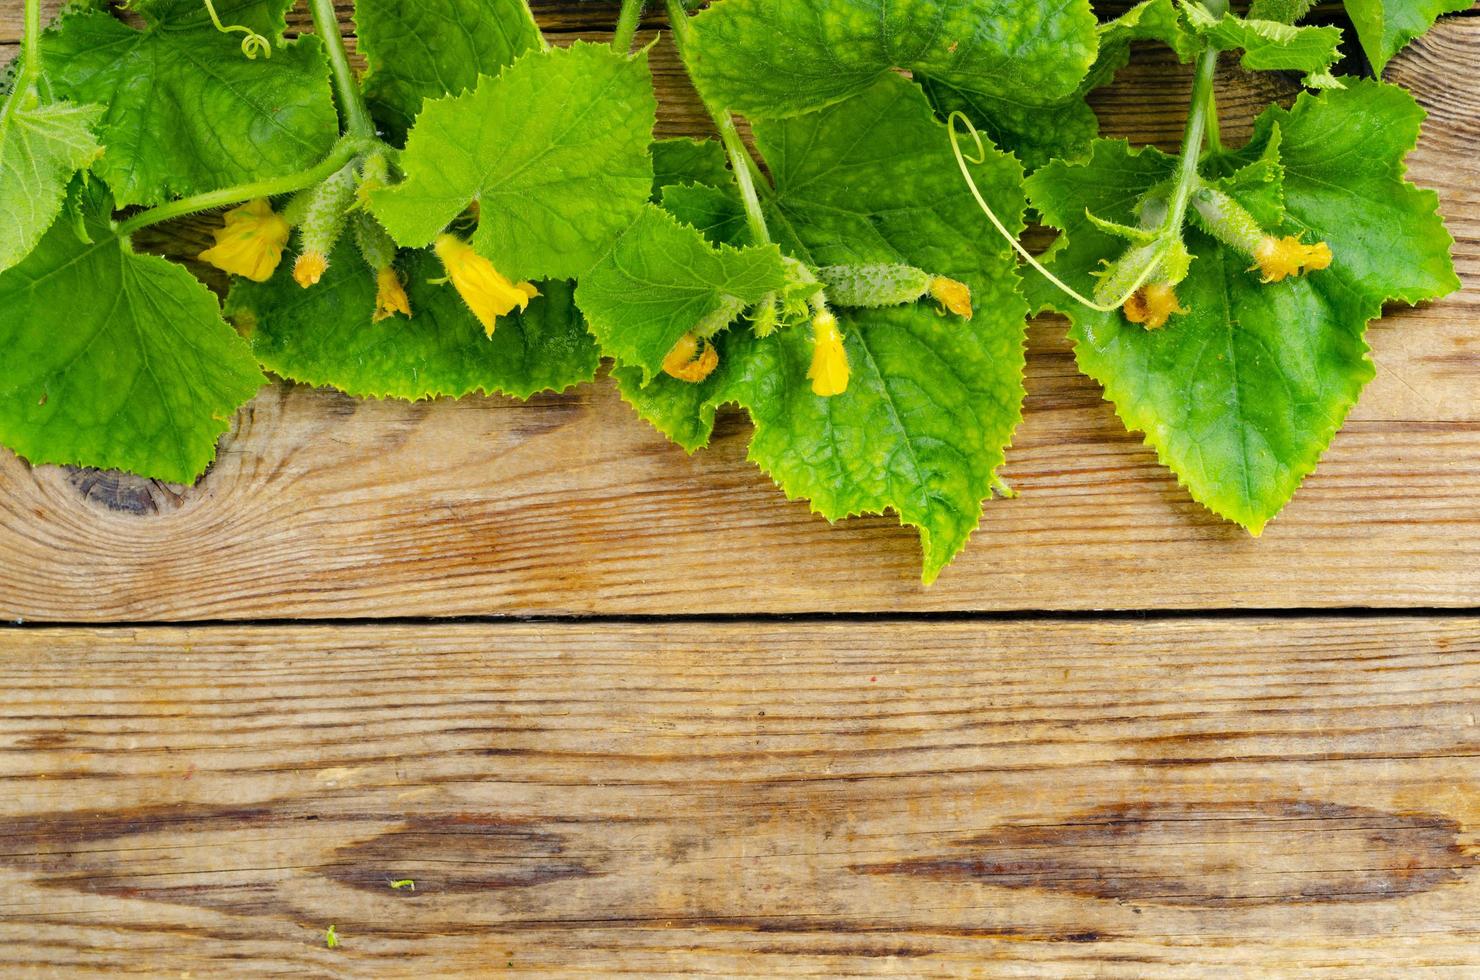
[508,392,587,441]
[0,803,593,910]
[66,468,191,515]
[322,814,595,894]
[854,801,1477,908]
[0,803,278,850]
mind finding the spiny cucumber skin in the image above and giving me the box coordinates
[1093,242,1163,308]
[298,163,359,258]
[354,213,398,271]
[359,152,391,189]
[816,264,932,309]
[1191,187,1267,258]
[694,294,747,338]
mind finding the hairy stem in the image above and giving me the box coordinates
[612,0,645,53]
[21,0,40,86]
[714,114,774,246]
[663,0,773,245]
[117,138,370,237]
[1164,44,1219,236]
[308,0,376,139]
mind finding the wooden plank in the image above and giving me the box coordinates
[1,619,1476,976]
[0,16,1476,619]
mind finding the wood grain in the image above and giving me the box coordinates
[1,619,1477,976]
[0,9,1477,620]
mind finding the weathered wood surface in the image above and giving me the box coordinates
[1,619,1477,976]
[0,8,1476,619]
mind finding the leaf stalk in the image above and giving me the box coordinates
[663,0,772,246]
[117,138,373,237]
[1164,44,1220,240]
[21,0,41,89]
[308,0,376,140]
[612,0,645,53]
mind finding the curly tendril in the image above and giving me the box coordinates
[947,111,1160,315]
[202,0,273,59]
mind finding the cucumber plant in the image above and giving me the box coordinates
[0,0,1460,581]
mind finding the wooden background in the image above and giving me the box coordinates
[2,1,1478,975]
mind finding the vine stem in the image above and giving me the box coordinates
[308,0,376,139]
[663,0,773,246]
[612,0,645,53]
[117,138,370,237]
[1164,43,1219,235]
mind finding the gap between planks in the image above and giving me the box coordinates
[6,605,1480,631]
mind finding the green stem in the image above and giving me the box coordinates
[714,114,773,246]
[1163,44,1219,236]
[308,0,375,139]
[117,138,369,236]
[20,0,40,88]
[663,0,772,245]
[612,0,644,53]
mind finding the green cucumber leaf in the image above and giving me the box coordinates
[0,83,104,273]
[746,76,1027,582]
[1342,0,1471,74]
[918,75,1102,173]
[1247,0,1464,75]
[0,195,265,483]
[1182,3,1345,88]
[1026,80,1458,533]
[1247,0,1317,23]
[920,0,1198,170]
[651,137,732,198]
[356,0,543,140]
[230,244,598,401]
[1100,0,1202,59]
[369,42,657,282]
[685,0,1098,122]
[40,7,338,207]
[576,203,786,383]
[660,183,750,246]
[612,76,1029,582]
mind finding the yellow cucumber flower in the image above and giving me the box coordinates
[928,276,974,319]
[433,234,538,337]
[198,199,290,283]
[373,267,412,322]
[293,250,329,288]
[662,332,719,383]
[1123,283,1187,331]
[808,311,849,397]
[1253,235,1333,283]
